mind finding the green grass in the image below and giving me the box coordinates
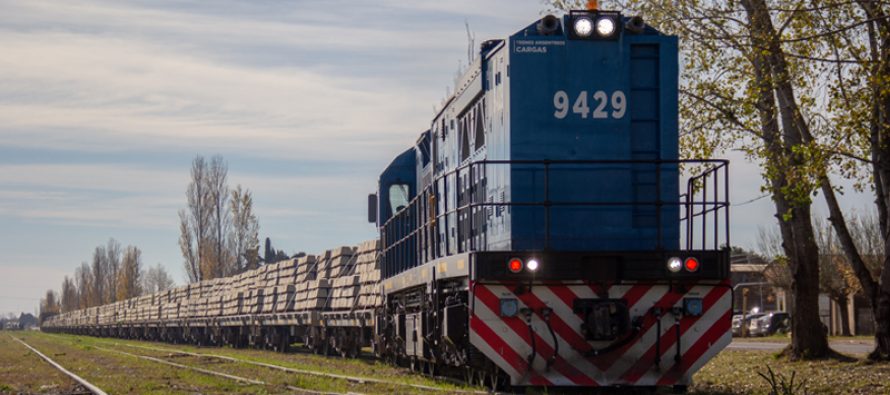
[16,332,273,394]
[20,331,889,394]
[734,334,875,343]
[23,332,479,394]
[0,333,82,394]
[70,333,474,391]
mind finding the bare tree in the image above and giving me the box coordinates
[230,185,259,274]
[142,264,175,294]
[759,226,793,290]
[105,238,121,302]
[206,155,231,278]
[180,155,210,283]
[75,262,93,308]
[118,246,143,300]
[60,276,77,313]
[39,289,60,323]
[91,246,107,305]
[815,218,859,336]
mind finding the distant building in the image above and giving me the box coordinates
[730,252,782,313]
[731,250,875,336]
[3,320,20,330]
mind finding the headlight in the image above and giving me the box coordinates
[595,17,616,37]
[526,258,540,272]
[667,257,682,273]
[574,17,593,38]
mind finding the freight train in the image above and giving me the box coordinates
[43,8,731,391]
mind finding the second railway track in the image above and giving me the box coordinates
[11,336,107,395]
[98,340,488,394]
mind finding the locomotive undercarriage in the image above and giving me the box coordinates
[377,277,510,389]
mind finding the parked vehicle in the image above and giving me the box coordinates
[731,313,764,336]
[748,312,791,336]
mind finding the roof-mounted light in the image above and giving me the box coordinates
[573,17,593,38]
[595,16,617,37]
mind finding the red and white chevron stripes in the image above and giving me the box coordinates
[469,281,732,387]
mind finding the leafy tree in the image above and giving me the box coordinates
[264,237,273,264]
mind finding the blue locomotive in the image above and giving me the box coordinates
[371,8,731,389]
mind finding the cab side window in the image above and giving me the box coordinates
[389,184,410,214]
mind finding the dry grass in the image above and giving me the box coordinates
[14,331,271,394]
[20,332,480,394]
[15,331,889,394]
[61,333,476,392]
[692,349,890,394]
[0,332,82,395]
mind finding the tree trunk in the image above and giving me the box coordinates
[857,0,890,360]
[787,207,830,357]
[742,0,830,359]
[837,294,852,337]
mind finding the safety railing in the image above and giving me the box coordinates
[380,159,729,278]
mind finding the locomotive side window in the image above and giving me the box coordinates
[460,117,470,161]
[389,184,410,214]
[475,101,485,150]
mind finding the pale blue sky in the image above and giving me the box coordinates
[0,0,872,314]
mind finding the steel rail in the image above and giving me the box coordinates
[12,336,108,395]
[93,346,352,395]
[104,341,487,394]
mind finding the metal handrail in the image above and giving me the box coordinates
[380,159,729,277]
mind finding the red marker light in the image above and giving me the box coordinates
[684,257,700,272]
[508,258,523,273]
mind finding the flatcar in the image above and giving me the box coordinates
[43,7,731,392]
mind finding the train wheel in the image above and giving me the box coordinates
[463,368,474,386]
[323,338,332,356]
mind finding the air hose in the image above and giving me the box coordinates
[542,308,558,371]
[523,308,536,370]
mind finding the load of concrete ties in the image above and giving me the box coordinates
[44,240,383,327]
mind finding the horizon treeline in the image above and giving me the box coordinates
[40,238,176,319]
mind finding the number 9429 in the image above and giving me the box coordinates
[553,90,626,120]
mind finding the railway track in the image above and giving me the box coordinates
[11,336,107,395]
[100,340,488,394]
[93,346,346,395]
